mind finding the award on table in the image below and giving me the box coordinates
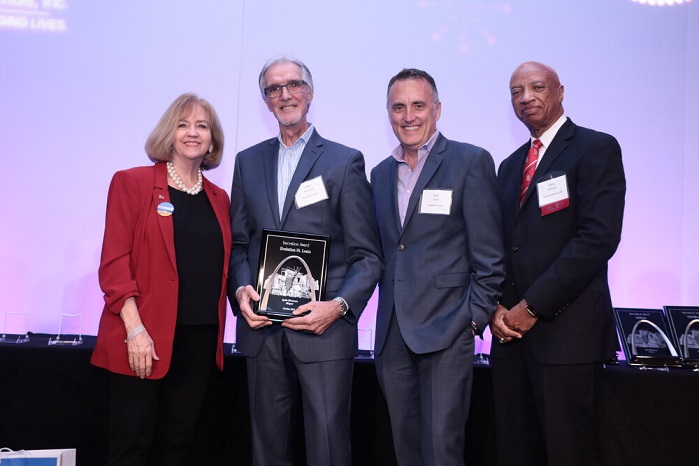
[613,307,682,367]
[663,306,699,367]
[48,312,84,346]
[0,311,30,344]
[255,229,330,322]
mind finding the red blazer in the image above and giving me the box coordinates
[91,162,232,379]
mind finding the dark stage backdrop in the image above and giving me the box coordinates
[1,335,698,465]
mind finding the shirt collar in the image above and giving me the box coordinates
[534,115,566,148]
[391,130,441,164]
[278,123,315,149]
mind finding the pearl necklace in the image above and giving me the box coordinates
[167,161,203,195]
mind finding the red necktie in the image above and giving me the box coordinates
[519,139,542,206]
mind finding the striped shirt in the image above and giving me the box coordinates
[277,124,315,220]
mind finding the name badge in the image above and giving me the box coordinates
[537,174,569,216]
[295,176,329,209]
[419,189,452,215]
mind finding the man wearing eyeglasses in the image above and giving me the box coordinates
[229,56,383,466]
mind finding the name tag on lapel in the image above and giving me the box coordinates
[537,173,569,216]
[419,189,452,215]
[295,176,329,209]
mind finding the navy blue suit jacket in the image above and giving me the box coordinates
[229,129,383,362]
[491,118,626,365]
[371,133,505,355]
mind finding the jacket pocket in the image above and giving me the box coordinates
[434,272,468,288]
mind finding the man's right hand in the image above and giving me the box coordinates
[237,285,272,329]
[490,304,523,344]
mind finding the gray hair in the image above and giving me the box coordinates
[258,55,314,98]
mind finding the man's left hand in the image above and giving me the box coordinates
[282,299,343,335]
[502,299,538,335]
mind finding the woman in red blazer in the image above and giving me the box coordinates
[91,93,232,466]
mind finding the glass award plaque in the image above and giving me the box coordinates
[663,306,699,367]
[255,230,330,322]
[613,307,681,367]
[474,333,489,365]
[0,311,30,344]
[48,313,83,346]
[473,353,490,365]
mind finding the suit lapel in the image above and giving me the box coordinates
[203,176,231,260]
[263,138,282,228]
[280,129,323,226]
[152,163,177,272]
[388,160,402,233]
[533,118,574,181]
[400,134,447,235]
[520,118,574,209]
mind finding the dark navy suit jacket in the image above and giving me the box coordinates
[491,118,626,365]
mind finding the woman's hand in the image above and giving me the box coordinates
[126,329,159,379]
[121,297,160,378]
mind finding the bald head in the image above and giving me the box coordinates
[510,61,561,86]
[509,61,565,138]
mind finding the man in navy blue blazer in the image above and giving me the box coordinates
[490,61,626,466]
[229,56,383,466]
[371,68,505,466]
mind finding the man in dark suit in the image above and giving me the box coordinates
[371,68,505,466]
[490,61,626,466]
[229,56,383,466]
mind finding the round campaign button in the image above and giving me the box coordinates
[157,202,174,217]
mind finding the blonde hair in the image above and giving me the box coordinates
[145,93,224,170]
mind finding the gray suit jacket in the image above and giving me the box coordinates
[229,129,383,362]
[371,133,505,355]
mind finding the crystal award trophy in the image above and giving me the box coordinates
[0,311,30,344]
[357,328,374,358]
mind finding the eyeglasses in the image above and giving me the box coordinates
[263,80,307,98]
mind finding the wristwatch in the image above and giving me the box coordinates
[525,302,538,318]
[333,297,349,316]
